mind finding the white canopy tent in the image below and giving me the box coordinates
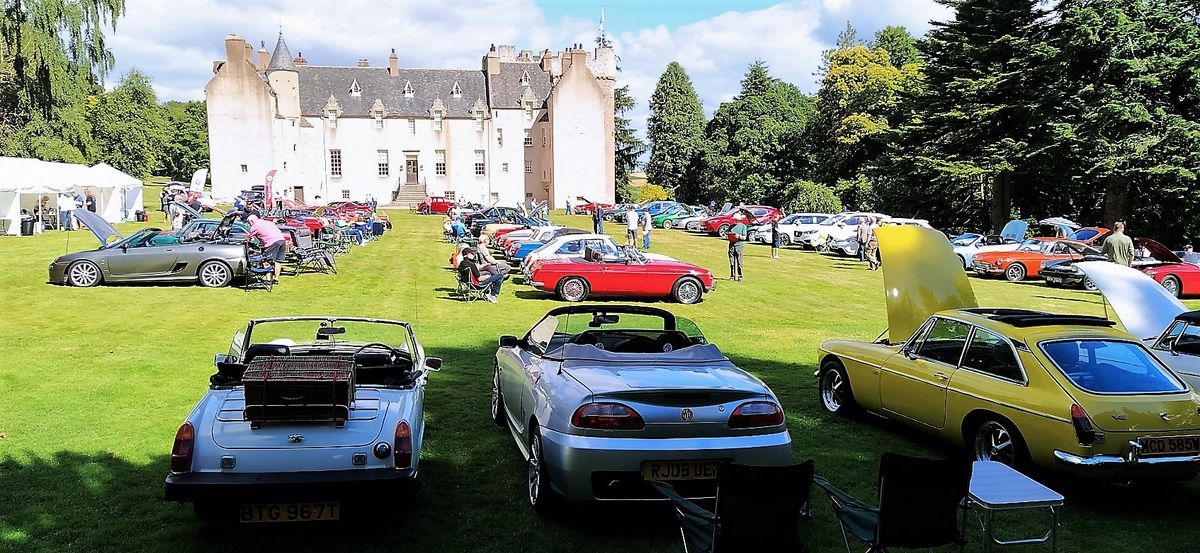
[0,157,144,235]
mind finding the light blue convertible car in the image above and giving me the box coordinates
[492,305,792,510]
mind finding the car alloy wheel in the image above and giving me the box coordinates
[974,420,1017,466]
[558,277,588,302]
[1082,277,1098,292]
[717,224,731,236]
[673,278,702,304]
[491,364,506,427]
[1005,263,1026,282]
[1162,275,1181,297]
[780,234,791,247]
[820,368,846,413]
[198,261,232,288]
[67,261,101,287]
[528,429,550,510]
[661,219,672,229]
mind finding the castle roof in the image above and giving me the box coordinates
[487,62,552,108]
[266,34,297,73]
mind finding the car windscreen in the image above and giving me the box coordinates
[951,233,981,246]
[1040,339,1186,394]
[541,312,704,356]
[1015,239,1048,253]
[1070,228,1101,242]
[246,319,414,354]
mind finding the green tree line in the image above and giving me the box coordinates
[0,0,207,180]
[646,0,1200,244]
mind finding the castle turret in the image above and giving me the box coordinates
[266,33,301,118]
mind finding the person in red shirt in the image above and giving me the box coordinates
[244,214,287,282]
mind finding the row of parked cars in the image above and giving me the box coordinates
[163,225,1200,528]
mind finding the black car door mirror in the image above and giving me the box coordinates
[120,243,128,253]
[214,353,237,366]
[425,357,443,371]
[499,335,519,348]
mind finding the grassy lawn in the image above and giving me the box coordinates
[1,211,1198,552]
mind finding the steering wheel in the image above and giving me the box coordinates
[354,342,404,361]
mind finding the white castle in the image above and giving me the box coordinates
[205,33,616,207]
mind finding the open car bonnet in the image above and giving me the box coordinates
[1075,261,1186,340]
[73,209,123,246]
[1000,219,1028,242]
[877,225,978,344]
[1039,217,1080,230]
[1138,237,1183,264]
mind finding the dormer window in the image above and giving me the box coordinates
[374,112,384,129]
[370,99,386,130]
[524,101,533,121]
[433,109,443,131]
[349,79,361,98]
[519,70,530,86]
[327,109,338,128]
[471,99,486,132]
[403,81,413,98]
[450,82,462,98]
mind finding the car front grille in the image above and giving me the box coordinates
[972,261,994,271]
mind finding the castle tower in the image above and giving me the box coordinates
[267,33,301,118]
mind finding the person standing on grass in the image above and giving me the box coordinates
[771,219,782,259]
[245,214,287,283]
[592,204,605,234]
[565,197,572,216]
[1103,221,1134,267]
[856,217,870,262]
[625,205,639,247]
[641,209,652,250]
[727,213,748,281]
[865,217,881,270]
[57,192,74,231]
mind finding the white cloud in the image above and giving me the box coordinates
[107,0,951,138]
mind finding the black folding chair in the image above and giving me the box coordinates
[814,453,971,553]
[243,246,275,292]
[653,461,815,553]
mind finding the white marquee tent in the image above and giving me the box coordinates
[0,157,144,236]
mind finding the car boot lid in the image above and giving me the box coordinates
[73,209,123,246]
[877,225,978,344]
[1075,261,1186,340]
[1000,219,1028,242]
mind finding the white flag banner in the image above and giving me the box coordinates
[189,169,208,192]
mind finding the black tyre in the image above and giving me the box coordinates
[1082,277,1097,292]
[661,218,673,229]
[957,255,967,270]
[779,234,791,247]
[818,360,859,415]
[66,260,102,287]
[672,277,703,304]
[971,416,1028,468]
[197,261,232,288]
[419,206,430,215]
[557,277,589,302]
[717,224,731,236]
[1162,275,1182,298]
[491,363,506,427]
[528,425,556,513]
[1004,263,1027,282]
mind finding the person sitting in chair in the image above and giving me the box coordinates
[458,248,504,303]
[476,234,511,277]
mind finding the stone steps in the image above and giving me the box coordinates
[390,185,427,209]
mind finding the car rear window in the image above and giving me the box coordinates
[1041,339,1186,394]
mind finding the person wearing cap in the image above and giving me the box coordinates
[244,214,287,283]
[727,213,748,281]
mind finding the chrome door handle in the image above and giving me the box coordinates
[934,372,949,381]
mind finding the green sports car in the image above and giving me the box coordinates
[654,205,709,229]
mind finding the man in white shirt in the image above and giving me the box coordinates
[625,205,638,247]
[56,193,75,231]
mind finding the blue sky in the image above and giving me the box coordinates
[108,0,951,135]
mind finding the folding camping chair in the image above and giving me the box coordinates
[456,269,490,302]
[814,453,971,553]
[652,461,815,553]
[243,246,275,292]
[282,228,336,275]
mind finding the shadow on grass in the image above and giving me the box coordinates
[1034,294,1102,305]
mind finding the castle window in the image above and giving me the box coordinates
[329,149,342,178]
[408,118,416,135]
[377,150,389,177]
[283,162,287,170]
[374,112,384,129]
[524,102,533,121]
[474,150,486,176]
[497,128,503,147]
[524,160,533,174]
[475,111,485,131]
[445,190,456,200]
[519,70,530,86]
[349,79,362,97]
[240,164,248,174]
[435,150,446,176]
[502,162,509,173]
[403,81,413,98]
[450,82,462,98]
[523,129,532,147]
[433,110,443,131]
[542,128,547,147]
[326,110,338,128]
[342,189,350,199]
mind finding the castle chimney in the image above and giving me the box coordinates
[388,48,399,77]
[356,58,370,67]
[484,49,500,75]
[257,41,269,71]
[294,52,308,66]
[224,34,246,66]
[243,41,253,64]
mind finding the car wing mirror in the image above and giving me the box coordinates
[499,335,519,348]
[214,353,237,366]
[425,357,443,371]
[120,243,128,253]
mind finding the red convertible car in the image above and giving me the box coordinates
[527,247,715,304]
[701,205,781,236]
[572,198,614,216]
[418,196,456,215]
[274,211,332,237]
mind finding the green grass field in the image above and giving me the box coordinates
[2,211,1198,552]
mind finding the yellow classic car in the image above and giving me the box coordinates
[816,225,1200,476]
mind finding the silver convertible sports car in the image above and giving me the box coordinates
[164,317,441,523]
[48,210,247,287]
[491,305,793,510]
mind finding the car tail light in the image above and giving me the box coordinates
[571,402,645,430]
[170,422,195,473]
[729,402,784,429]
[394,421,413,469]
[1070,403,1096,446]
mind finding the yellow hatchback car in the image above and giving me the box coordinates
[817,226,1200,476]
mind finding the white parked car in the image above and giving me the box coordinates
[950,220,1028,269]
[798,212,890,254]
[520,233,673,276]
[164,317,441,523]
[748,213,831,245]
